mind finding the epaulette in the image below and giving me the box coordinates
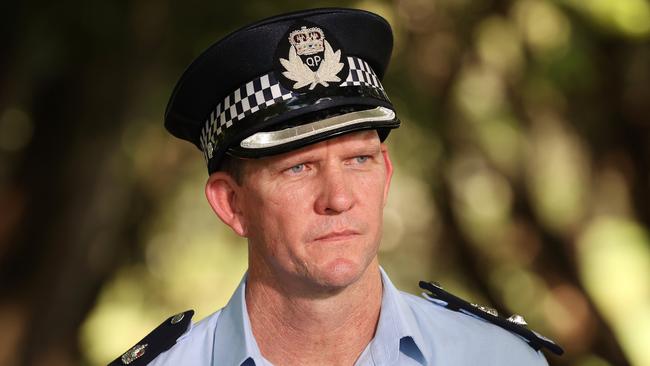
[419,281,564,356]
[108,310,194,366]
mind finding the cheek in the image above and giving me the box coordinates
[356,172,388,243]
[244,183,313,245]
[357,170,387,209]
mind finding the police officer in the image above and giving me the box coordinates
[111,8,562,366]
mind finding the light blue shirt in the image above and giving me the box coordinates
[149,268,548,365]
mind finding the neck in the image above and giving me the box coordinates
[245,260,383,366]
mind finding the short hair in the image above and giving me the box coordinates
[219,154,247,185]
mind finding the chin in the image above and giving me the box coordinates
[310,257,371,290]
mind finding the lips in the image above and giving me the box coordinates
[313,229,360,241]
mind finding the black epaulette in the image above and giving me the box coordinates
[108,310,194,366]
[419,281,564,356]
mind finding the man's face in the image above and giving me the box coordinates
[236,130,393,292]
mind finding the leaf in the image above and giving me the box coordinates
[316,40,344,84]
[280,46,315,90]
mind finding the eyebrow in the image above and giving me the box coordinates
[268,152,320,170]
[341,141,382,155]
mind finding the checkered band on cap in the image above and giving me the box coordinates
[199,56,387,163]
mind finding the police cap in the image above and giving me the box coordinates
[165,8,400,173]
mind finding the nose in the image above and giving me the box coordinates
[314,165,355,215]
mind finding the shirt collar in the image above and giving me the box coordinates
[212,268,428,366]
[372,267,428,365]
[212,273,268,366]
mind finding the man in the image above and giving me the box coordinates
[111,8,562,366]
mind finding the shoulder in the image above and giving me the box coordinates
[399,281,563,365]
[109,309,223,366]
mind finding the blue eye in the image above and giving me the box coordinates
[289,164,305,173]
[355,156,369,164]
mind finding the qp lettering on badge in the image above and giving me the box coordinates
[305,55,322,67]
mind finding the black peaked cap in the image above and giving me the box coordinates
[165,8,398,172]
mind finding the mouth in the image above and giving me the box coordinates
[313,230,360,242]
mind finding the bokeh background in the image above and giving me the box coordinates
[1,0,649,365]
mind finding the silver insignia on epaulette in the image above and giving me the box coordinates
[171,312,185,324]
[471,303,499,317]
[121,343,147,365]
[507,314,528,326]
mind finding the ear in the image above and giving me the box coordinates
[380,144,394,206]
[205,172,247,237]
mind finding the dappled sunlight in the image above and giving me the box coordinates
[80,169,247,365]
[562,0,650,38]
[472,116,524,176]
[526,113,590,234]
[513,0,572,60]
[380,130,440,294]
[542,283,593,351]
[492,265,547,315]
[449,154,514,244]
[382,172,436,253]
[578,217,650,366]
[81,266,161,365]
[475,16,525,77]
[454,65,507,123]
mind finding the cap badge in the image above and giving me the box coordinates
[279,26,344,90]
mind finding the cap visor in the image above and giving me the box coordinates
[238,106,396,153]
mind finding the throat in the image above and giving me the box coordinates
[245,265,383,366]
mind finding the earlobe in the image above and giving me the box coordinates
[205,172,247,237]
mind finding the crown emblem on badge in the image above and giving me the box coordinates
[289,26,325,56]
[280,25,344,90]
